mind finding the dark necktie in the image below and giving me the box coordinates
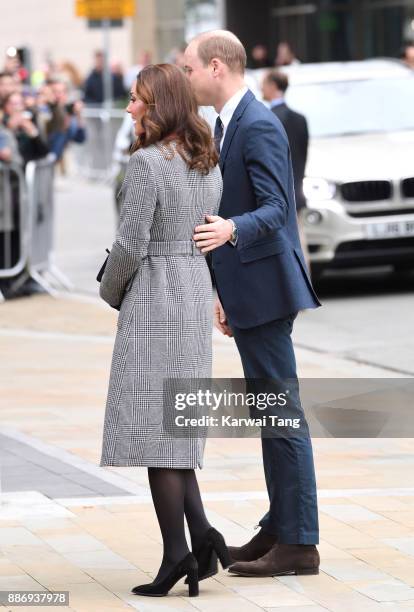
[214,116,224,154]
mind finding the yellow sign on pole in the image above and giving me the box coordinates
[75,0,135,20]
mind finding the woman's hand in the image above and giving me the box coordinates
[214,297,233,337]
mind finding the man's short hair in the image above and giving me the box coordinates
[264,70,289,93]
[196,31,247,74]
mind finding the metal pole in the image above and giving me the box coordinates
[102,18,113,108]
[102,18,113,176]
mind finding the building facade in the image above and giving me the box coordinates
[225,0,414,65]
[0,0,186,77]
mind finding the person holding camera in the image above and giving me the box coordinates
[1,91,49,166]
[39,79,86,161]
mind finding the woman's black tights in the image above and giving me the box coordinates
[147,467,211,582]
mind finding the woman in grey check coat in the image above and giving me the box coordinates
[99,142,221,470]
[98,65,230,594]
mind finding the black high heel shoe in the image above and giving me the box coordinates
[132,552,199,597]
[185,527,232,583]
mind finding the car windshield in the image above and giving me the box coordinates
[285,76,414,138]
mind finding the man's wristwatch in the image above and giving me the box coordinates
[228,219,238,246]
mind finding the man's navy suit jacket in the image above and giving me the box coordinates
[211,89,321,329]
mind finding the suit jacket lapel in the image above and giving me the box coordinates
[220,90,255,172]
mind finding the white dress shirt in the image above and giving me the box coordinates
[270,97,286,109]
[216,86,248,246]
[218,85,249,151]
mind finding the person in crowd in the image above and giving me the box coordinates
[111,60,126,89]
[83,50,126,105]
[1,88,48,297]
[400,42,414,69]
[112,112,135,215]
[0,124,19,297]
[165,43,188,68]
[250,44,272,69]
[57,60,83,89]
[262,69,310,269]
[0,72,17,106]
[275,41,301,66]
[31,56,62,90]
[113,52,153,214]
[184,30,320,578]
[0,121,39,300]
[123,51,152,90]
[0,126,9,160]
[1,91,49,166]
[99,63,230,597]
[0,123,21,164]
[3,49,28,82]
[39,79,86,161]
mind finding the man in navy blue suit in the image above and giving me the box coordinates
[185,31,321,577]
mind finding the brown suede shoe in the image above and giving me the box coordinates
[228,528,278,563]
[228,543,319,577]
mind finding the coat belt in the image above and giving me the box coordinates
[146,240,204,257]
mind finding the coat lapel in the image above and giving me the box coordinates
[220,89,255,172]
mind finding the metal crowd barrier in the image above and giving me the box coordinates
[0,154,72,301]
[0,161,28,290]
[72,107,125,180]
[25,153,73,294]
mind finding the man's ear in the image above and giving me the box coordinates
[210,58,221,77]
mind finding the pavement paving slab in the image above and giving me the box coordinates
[1,293,414,612]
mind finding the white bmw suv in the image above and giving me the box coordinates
[250,59,414,277]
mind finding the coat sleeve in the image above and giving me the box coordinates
[99,151,157,309]
[230,119,290,250]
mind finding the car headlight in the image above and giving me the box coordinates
[305,210,323,225]
[303,178,336,201]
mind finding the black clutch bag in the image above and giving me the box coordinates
[96,248,110,282]
[96,248,121,311]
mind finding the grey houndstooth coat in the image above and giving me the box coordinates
[99,142,222,468]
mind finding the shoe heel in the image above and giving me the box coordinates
[187,569,199,597]
[217,545,232,569]
[210,531,232,569]
[295,567,319,575]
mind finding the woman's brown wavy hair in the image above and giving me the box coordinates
[130,63,218,174]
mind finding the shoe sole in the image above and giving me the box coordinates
[131,588,199,597]
[131,591,167,597]
[185,568,218,584]
[200,568,219,581]
[228,568,319,577]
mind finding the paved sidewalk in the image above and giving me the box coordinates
[1,295,414,611]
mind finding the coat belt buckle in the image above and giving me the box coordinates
[191,241,200,257]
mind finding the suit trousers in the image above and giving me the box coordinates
[232,314,319,545]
